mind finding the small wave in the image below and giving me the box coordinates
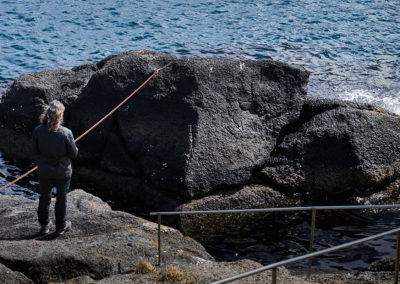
[337,89,400,115]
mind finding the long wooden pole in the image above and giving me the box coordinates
[0,68,161,192]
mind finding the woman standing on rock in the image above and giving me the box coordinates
[32,100,78,236]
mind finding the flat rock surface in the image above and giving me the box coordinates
[0,189,315,284]
[0,190,208,283]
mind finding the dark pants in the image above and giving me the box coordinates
[38,177,71,230]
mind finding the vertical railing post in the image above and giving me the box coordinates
[271,267,277,284]
[395,232,400,284]
[158,214,162,266]
[307,208,317,278]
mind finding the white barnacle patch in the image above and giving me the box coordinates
[141,221,176,233]
[191,256,211,265]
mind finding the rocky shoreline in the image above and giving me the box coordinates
[1,50,400,232]
[1,50,400,282]
[0,190,396,284]
[1,50,400,202]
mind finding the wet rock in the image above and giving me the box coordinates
[356,178,400,206]
[261,98,400,200]
[177,184,301,235]
[366,256,395,272]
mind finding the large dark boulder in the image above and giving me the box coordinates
[0,50,309,203]
[261,98,400,200]
[116,55,309,198]
[3,50,400,207]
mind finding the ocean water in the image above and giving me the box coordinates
[205,210,400,271]
[0,0,399,111]
[1,0,400,272]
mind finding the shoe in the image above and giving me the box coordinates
[55,221,72,236]
[39,221,52,236]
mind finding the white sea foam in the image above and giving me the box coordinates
[337,89,400,115]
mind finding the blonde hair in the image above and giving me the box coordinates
[40,100,65,132]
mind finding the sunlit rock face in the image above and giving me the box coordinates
[0,50,309,205]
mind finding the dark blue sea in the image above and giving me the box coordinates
[1,0,400,272]
[1,0,399,112]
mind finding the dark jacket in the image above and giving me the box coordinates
[32,124,78,179]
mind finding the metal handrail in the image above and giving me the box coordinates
[210,227,400,284]
[150,203,400,278]
[150,204,400,216]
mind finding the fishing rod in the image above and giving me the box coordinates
[0,63,169,192]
